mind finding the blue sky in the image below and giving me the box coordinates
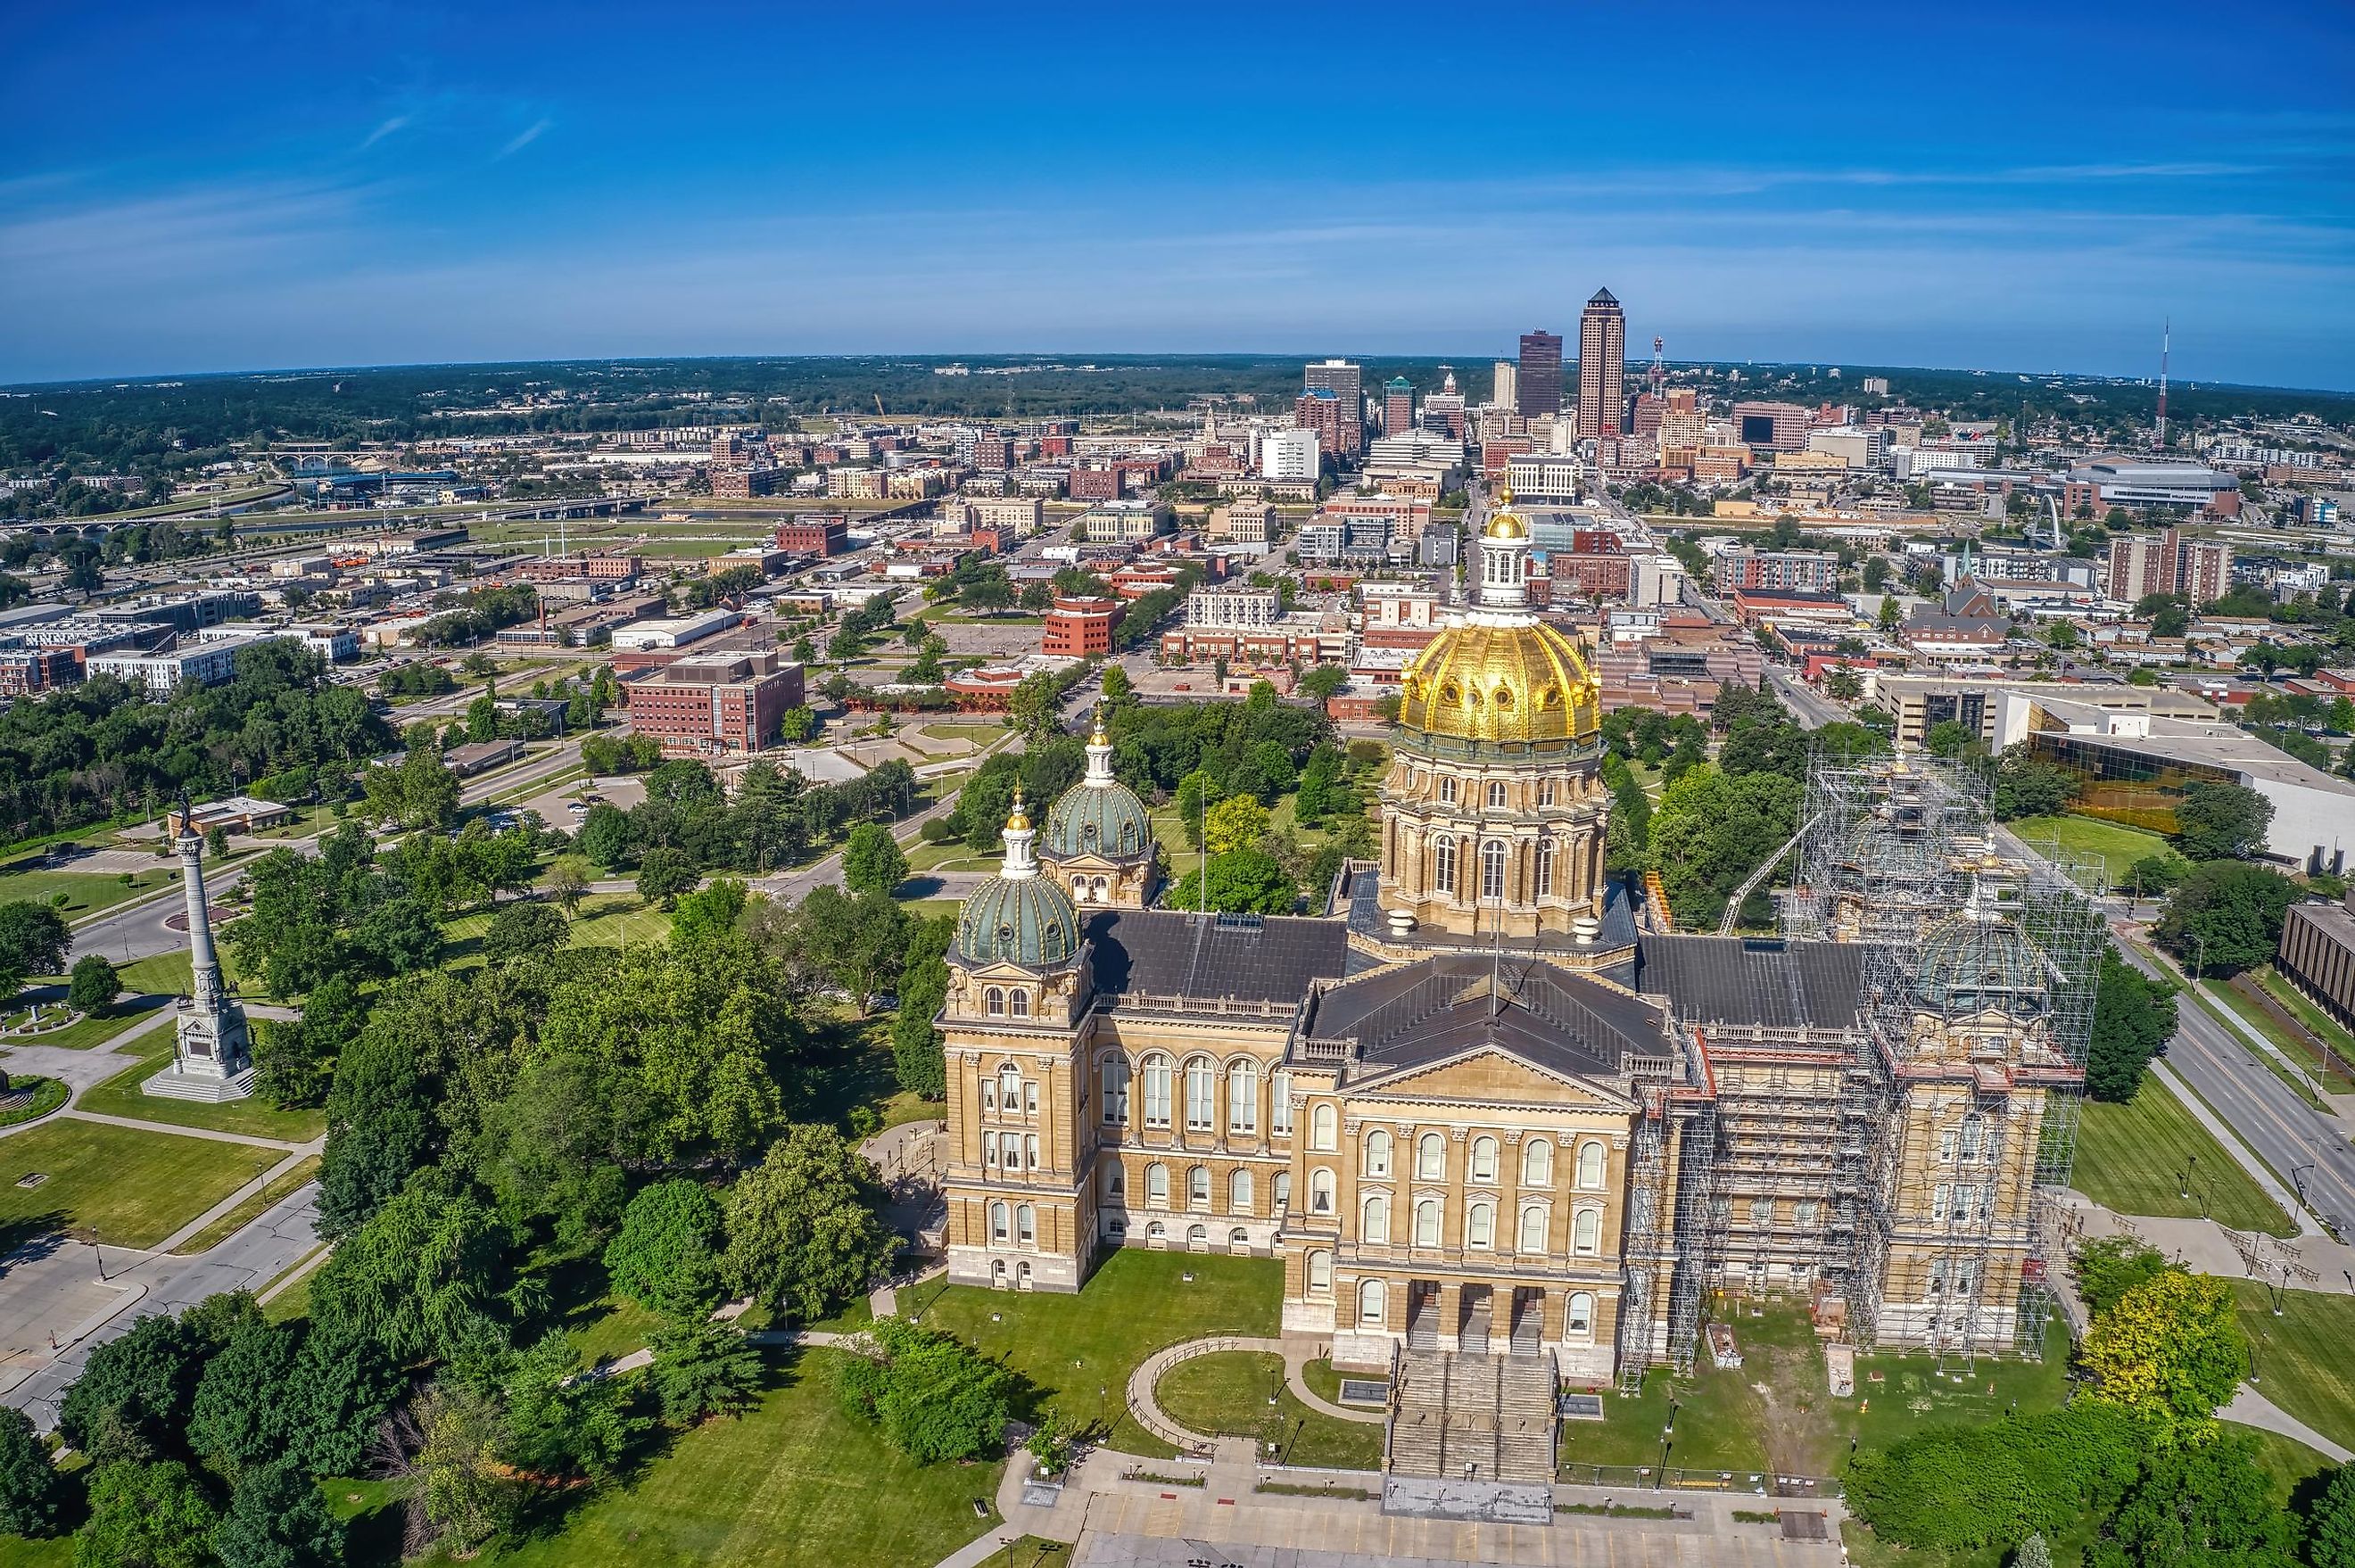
[4,1,2352,388]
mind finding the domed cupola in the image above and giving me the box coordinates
[1040,708,1159,907]
[955,787,1085,970]
[1911,887,2049,1022]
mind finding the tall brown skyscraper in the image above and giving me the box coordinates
[1577,288,1626,439]
[1516,329,1562,418]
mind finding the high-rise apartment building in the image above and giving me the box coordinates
[1516,330,1563,419]
[1302,359,1363,455]
[1491,360,1517,410]
[1293,390,1351,460]
[1577,288,1626,440]
[1261,425,1321,482]
[1384,376,1414,436]
[2103,529,2234,607]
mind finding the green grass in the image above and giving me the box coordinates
[2072,1076,2295,1234]
[74,1039,325,1143]
[2243,1427,2337,1509]
[900,1248,1281,1457]
[0,1119,283,1249]
[2006,813,2170,887]
[2237,1283,2355,1451]
[973,1537,1070,1568]
[476,1348,996,1568]
[169,1154,319,1255]
[261,1268,317,1324]
[0,1079,68,1128]
[567,891,675,950]
[116,951,196,998]
[2199,981,2337,1106]
[1153,1350,1382,1469]
[0,995,169,1051]
[0,862,179,920]
[2249,966,2355,1075]
[0,1531,72,1568]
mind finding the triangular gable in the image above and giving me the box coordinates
[1350,1044,1636,1111]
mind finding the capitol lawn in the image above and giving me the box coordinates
[73,1037,325,1143]
[2235,1282,2355,1455]
[0,1119,281,1250]
[1154,1349,1383,1469]
[2004,813,2169,890]
[2072,1076,2296,1234]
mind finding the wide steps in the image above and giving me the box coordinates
[1387,1349,1554,1484]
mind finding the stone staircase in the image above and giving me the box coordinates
[1385,1349,1556,1485]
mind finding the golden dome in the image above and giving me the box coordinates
[1006,782,1031,833]
[1397,618,1601,744]
[1483,486,1528,540]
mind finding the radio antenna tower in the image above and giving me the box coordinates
[2156,319,2169,450]
[1650,335,1666,399]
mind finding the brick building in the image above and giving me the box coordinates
[774,516,851,556]
[1042,596,1125,658]
[620,650,805,755]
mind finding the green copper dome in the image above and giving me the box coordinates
[1912,912,2047,1019]
[956,875,1082,969]
[1044,780,1153,862]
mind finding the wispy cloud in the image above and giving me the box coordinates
[359,115,410,151]
[496,119,550,159]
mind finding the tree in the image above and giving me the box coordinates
[2080,1267,2246,1422]
[1006,668,1066,739]
[2087,1432,2297,1568]
[2309,1464,2355,1568]
[888,914,956,1100]
[315,1026,433,1239]
[635,846,700,908]
[412,1383,523,1556]
[282,1323,400,1477]
[2086,950,2177,1102]
[310,1173,510,1366]
[0,900,70,1002]
[603,1179,728,1318]
[1299,664,1347,700]
[2073,1236,2172,1319]
[481,900,569,963]
[578,802,636,871]
[793,887,912,1014]
[2015,1533,2053,1568]
[1824,667,1863,702]
[668,878,749,951]
[0,1407,62,1538]
[75,1460,219,1568]
[1647,764,1804,932]
[67,953,120,1016]
[842,821,908,899]
[2154,861,2301,977]
[1163,848,1299,915]
[2121,851,2191,902]
[211,1457,343,1568]
[1878,595,1905,634]
[1198,792,1270,857]
[186,1314,301,1473]
[648,1315,764,1425]
[723,1124,895,1323]
[59,1311,202,1461]
[1923,719,1977,758]
[1293,745,1343,824]
[500,1333,644,1484]
[545,854,590,913]
[2174,780,2274,862]
[834,1316,1014,1464]
[1099,664,1133,704]
[1991,746,2076,821]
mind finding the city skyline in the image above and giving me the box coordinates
[3,1,2352,388]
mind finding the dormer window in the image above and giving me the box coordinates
[985,986,1006,1017]
[1009,990,1031,1019]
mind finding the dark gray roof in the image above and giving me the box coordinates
[1340,868,1640,964]
[1633,934,1864,1031]
[1086,909,1347,1006]
[1302,955,1672,1084]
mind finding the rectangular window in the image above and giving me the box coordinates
[981,1082,996,1112]
[1269,1073,1292,1135]
[1959,1118,1981,1159]
[1932,1184,1950,1221]
[1026,1082,1039,1116]
[1938,1130,1956,1163]
[1144,1066,1170,1128]
[1025,1134,1040,1172]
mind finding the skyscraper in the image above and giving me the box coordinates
[1516,330,1562,419]
[1577,288,1626,440]
[1491,359,1517,410]
[1384,375,1414,435]
[1302,359,1363,455]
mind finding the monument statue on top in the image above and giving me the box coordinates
[143,789,253,1102]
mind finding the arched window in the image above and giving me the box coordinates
[1310,1104,1337,1151]
[1009,989,1030,1019]
[1434,836,1457,895]
[988,1201,1009,1243]
[1102,1058,1129,1124]
[1519,1206,1548,1252]
[1413,1198,1441,1247]
[1470,1135,1499,1184]
[1269,1071,1293,1135]
[1417,1132,1445,1180]
[1146,1221,1166,1244]
[1188,1166,1210,1208]
[1365,1129,1393,1178]
[1362,1195,1391,1244]
[1566,1292,1595,1337]
[1480,839,1507,903]
[1522,1139,1554,1186]
[1487,780,1508,811]
[1573,1208,1600,1256]
[1079,821,1099,851]
[1145,1162,1169,1207]
[999,1066,1021,1105]
[1467,1201,1495,1248]
[986,987,1006,1017]
[1015,1204,1035,1246]
[1306,1250,1332,1293]
[1229,1168,1253,1214]
[1142,1055,1172,1127]
[1120,821,1140,854]
[1576,1140,1607,1191]
[1227,1060,1259,1134]
[1359,1278,1386,1325]
[1273,1171,1292,1214]
[1439,776,1458,805]
[1310,1168,1334,1214]
[1184,1058,1215,1130]
[1960,1113,1984,1160]
[1540,778,1557,809]
[1535,839,1555,897]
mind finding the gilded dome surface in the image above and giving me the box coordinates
[1397,618,1600,743]
[1044,780,1153,862]
[956,874,1082,970]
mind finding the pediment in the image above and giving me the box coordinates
[1351,1045,1635,1111]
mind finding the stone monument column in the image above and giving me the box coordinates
[144,796,253,1102]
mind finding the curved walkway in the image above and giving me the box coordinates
[1127,1334,1385,1453]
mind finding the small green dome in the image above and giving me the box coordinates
[1913,913,2047,1018]
[1044,780,1154,862]
[956,873,1083,970]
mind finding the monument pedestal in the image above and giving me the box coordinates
[141,1064,258,1103]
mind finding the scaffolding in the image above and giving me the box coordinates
[1774,755,2104,1363]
